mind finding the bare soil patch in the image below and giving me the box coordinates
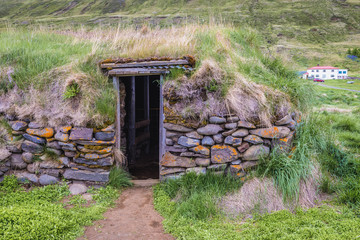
[79,186,174,240]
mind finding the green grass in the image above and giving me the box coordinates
[0,175,119,240]
[108,167,134,189]
[321,79,360,91]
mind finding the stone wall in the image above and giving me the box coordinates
[160,114,299,180]
[0,115,116,185]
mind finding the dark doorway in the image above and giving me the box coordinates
[123,75,161,179]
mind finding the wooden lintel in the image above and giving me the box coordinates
[135,119,150,129]
[135,132,151,145]
[108,68,169,76]
[101,59,189,69]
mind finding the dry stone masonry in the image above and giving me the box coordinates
[0,114,116,185]
[160,114,299,181]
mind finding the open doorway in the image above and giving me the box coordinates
[122,76,161,179]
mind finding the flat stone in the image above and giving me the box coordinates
[243,145,270,161]
[63,169,110,182]
[165,138,174,146]
[237,121,256,129]
[232,129,249,138]
[249,126,290,139]
[11,154,27,169]
[95,132,115,141]
[201,136,214,146]
[39,174,59,185]
[180,152,196,157]
[64,151,77,157]
[48,148,63,156]
[164,123,193,133]
[189,145,210,156]
[186,167,206,175]
[275,115,293,126]
[195,158,211,167]
[69,127,93,141]
[23,134,46,145]
[177,136,200,147]
[211,145,239,164]
[73,157,114,167]
[161,172,185,181]
[59,126,72,134]
[101,124,115,132]
[11,121,28,131]
[240,161,259,171]
[197,124,223,135]
[165,146,187,153]
[26,128,54,138]
[166,131,182,138]
[224,136,242,146]
[272,131,295,153]
[185,131,203,139]
[59,157,70,167]
[54,132,69,142]
[244,135,264,144]
[229,165,242,174]
[231,160,242,165]
[40,160,64,169]
[16,172,38,184]
[6,143,23,153]
[160,152,196,168]
[38,169,62,177]
[21,140,44,153]
[59,142,76,151]
[28,122,42,129]
[222,129,236,137]
[237,142,250,153]
[160,167,186,176]
[74,139,115,146]
[209,116,226,124]
[227,116,239,123]
[207,164,227,172]
[27,162,39,173]
[225,123,237,129]
[22,152,33,163]
[213,134,223,144]
[47,141,61,150]
[0,148,11,162]
[286,120,297,131]
[69,183,88,195]
[77,146,113,154]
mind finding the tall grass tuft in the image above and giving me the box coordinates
[107,167,133,189]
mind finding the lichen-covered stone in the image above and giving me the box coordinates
[185,131,203,139]
[272,131,295,153]
[77,145,113,154]
[209,116,226,124]
[249,126,290,139]
[22,152,33,163]
[232,129,249,137]
[189,145,210,156]
[244,135,264,144]
[164,123,193,132]
[38,169,63,177]
[165,145,187,153]
[63,169,110,182]
[160,167,186,175]
[54,132,69,142]
[47,140,61,150]
[195,158,211,167]
[275,115,293,126]
[237,142,250,153]
[222,128,236,137]
[240,161,259,171]
[28,122,42,129]
[227,116,239,123]
[59,142,76,151]
[73,157,114,167]
[177,136,200,147]
[229,164,242,174]
[202,136,214,146]
[59,157,70,167]
[11,154,27,169]
[39,174,59,185]
[186,167,206,174]
[83,153,112,160]
[242,145,270,160]
[39,160,64,169]
[69,127,93,141]
[286,120,297,131]
[213,134,223,144]
[225,123,237,129]
[11,121,28,131]
[74,139,115,146]
[207,164,227,172]
[95,131,115,141]
[21,140,44,153]
[101,124,115,132]
[59,126,72,133]
[23,133,46,145]
[197,124,223,135]
[224,136,242,146]
[26,128,54,138]
[211,145,239,164]
[160,152,196,168]
[237,121,256,129]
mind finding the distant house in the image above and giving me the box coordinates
[302,66,348,80]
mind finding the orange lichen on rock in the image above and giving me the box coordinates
[26,128,54,138]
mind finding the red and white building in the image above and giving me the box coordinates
[302,66,348,80]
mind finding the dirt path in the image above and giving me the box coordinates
[79,187,175,240]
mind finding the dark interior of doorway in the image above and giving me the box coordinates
[123,75,160,179]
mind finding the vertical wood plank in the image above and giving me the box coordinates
[112,76,121,150]
[129,76,136,165]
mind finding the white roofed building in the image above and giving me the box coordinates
[302,66,348,80]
